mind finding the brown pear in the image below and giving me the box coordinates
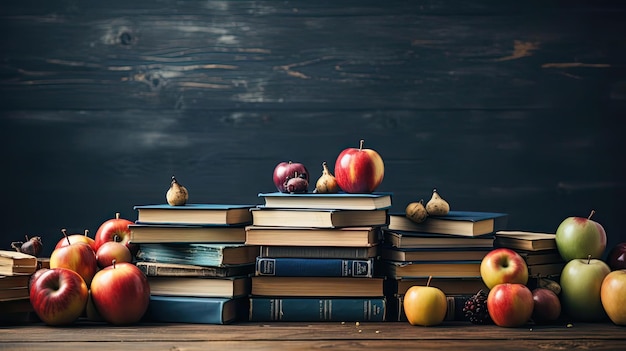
[314,161,339,194]
[166,175,189,206]
[425,189,450,216]
[405,199,428,223]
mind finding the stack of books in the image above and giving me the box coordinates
[379,211,509,322]
[246,192,391,322]
[0,250,38,324]
[130,203,259,324]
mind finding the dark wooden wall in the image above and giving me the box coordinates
[1,0,625,257]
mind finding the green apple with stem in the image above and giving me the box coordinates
[555,210,607,262]
[560,255,610,321]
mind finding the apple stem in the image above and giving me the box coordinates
[61,228,71,245]
[587,254,592,264]
[112,259,116,269]
[115,212,120,220]
[359,139,364,150]
[588,210,595,220]
[24,234,29,241]
[113,234,120,242]
[84,229,89,237]
[427,275,433,287]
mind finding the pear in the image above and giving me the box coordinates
[425,189,450,216]
[166,175,189,206]
[314,161,339,194]
[405,199,428,223]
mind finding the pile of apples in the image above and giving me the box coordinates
[29,213,150,326]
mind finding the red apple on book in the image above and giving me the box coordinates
[555,210,607,262]
[96,241,133,268]
[403,276,447,326]
[607,242,626,271]
[480,248,529,289]
[531,287,561,323]
[272,161,309,193]
[29,267,89,325]
[94,212,137,256]
[560,256,610,321]
[601,269,626,325]
[90,260,150,325]
[54,228,97,253]
[50,240,99,286]
[487,283,534,327]
[334,139,384,193]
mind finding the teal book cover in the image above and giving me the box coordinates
[136,243,257,267]
[146,296,248,324]
[249,297,386,322]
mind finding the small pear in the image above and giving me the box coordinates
[166,175,189,206]
[314,161,339,194]
[405,199,428,223]
[425,189,450,216]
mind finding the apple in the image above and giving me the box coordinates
[334,139,384,193]
[94,212,137,256]
[487,283,534,327]
[50,241,98,286]
[55,228,97,253]
[531,288,561,323]
[272,161,309,193]
[96,241,133,268]
[29,267,89,325]
[403,276,447,326]
[29,268,49,292]
[480,248,529,289]
[600,269,626,325]
[555,210,607,262]
[607,242,626,271]
[560,256,610,322]
[90,260,151,325]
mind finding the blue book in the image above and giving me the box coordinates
[249,297,386,322]
[133,204,257,225]
[146,296,248,324]
[388,211,508,236]
[136,243,259,266]
[255,257,374,277]
[259,191,393,210]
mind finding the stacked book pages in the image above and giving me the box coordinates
[0,250,38,323]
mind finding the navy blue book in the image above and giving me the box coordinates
[145,295,248,324]
[258,191,392,210]
[134,204,257,225]
[249,297,386,322]
[387,211,508,236]
[255,257,374,277]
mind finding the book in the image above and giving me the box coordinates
[387,211,508,236]
[392,294,471,322]
[246,226,380,247]
[148,276,251,298]
[383,230,494,249]
[145,295,248,324]
[493,231,557,251]
[136,243,259,266]
[136,262,255,278]
[251,276,385,297]
[255,257,374,278]
[379,260,482,279]
[250,208,388,228]
[394,277,488,296]
[0,251,38,276]
[0,287,30,301]
[0,275,30,290]
[517,250,564,266]
[133,204,255,225]
[259,245,379,259]
[249,297,386,322]
[381,247,491,262]
[527,262,566,278]
[129,223,247,244]
[258,192,392,210]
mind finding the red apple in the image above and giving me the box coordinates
[555,210,607,262]
[601,269,626,325]
[29,268,49,292]
[29,267,89,325]
[560,256,610,322]
[50,241,98,286]
[403,276,448,326]
[334,139,384,193]
[55,228,97,253]
[487,283,534,327]
[90,260,150,325]
[531,288,561,323]
[607,242,626,271]
[96,241,133,268]
[94,212,137,256]
[480,248,529,289]
[272,161,309,193]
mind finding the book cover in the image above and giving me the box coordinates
[255,257,374,278]
[246,226,380,247]
[259,245,379,259]
[382,230,494,249]
[251,276,385,297]
[517,250,564,266]
[393,277,488,296]
[0,287,30,301]
[129,223,247,244]
[379,260,482,279]
[136,261,255,278]
[145,295,248,324]
[249,297,386,322]
[250,207,388,228]
[0,275,31,290]
[0,251,38,276]
[136,243,260,266]
[259,191,393,210]
[133,204,256,225]
[381,247,491,262]
[493,231,557,251]
[387,211,508,236]
[148,276,251,298]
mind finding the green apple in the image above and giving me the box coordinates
[403,276,447,326]
[560,256,610,321]
[555,211,607,261]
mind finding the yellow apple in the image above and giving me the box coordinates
[601,269,626,325]
[403,276,447,326]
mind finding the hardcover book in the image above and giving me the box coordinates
[250,276,385,297]
[133,204,256,225]
[0,251,38,276]
[393,277,488,296]
[145,295,248,324]
[148,276,251,298]
[259,245,379,259]
[258,192,392,210]
[493,231,557,251]
[246,226,380,247]
[249,297,386,322]
[136,261,255,278]
[382,230,494,249]
[379,260,482,279]
[0,275,30,290]
[250,207,388,228]
[0,287,30,301]
[387,211,508,236]
[129,223,247,244]
[527,262,566,278]
[136,243,260,266]
[381,247,491,262]
[255,257,374,278]
[517,250,564,266]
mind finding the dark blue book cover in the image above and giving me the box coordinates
[249,297,386,322]
[255,257,374,277]
[145,295,248,324]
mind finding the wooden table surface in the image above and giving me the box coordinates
[1,321,625,351]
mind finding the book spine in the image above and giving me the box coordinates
[259,246,376,259]
[255,257,373,277]
[146,296,244,324]
[249,297,386,322]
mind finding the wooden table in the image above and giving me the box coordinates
[1,321,624,350]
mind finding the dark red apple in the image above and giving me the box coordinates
[334,139,384,193]
[96,241,132,268]
[55,229,97,253]
[94,212,137,256]
[607,242,626,271]
[29,267,89,325]
[532,287,561,323]
[50,238,98,286]
[272,161,309,193]
[487,283,534,327]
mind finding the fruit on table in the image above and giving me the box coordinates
[54,229,96,253]
[538,277,561,295]
[463,289,492,324]
[601,269,626,325]
[11,234,43,257]
[555,210,607,261]
[334,139,384,193]
[29,267,89,326]
[480,248,529,289]
[50,235,98,286]
[560,255,610,322]
[314,161,339,194]
[425,189,450,216]
[273,161,309,193]
[403,276,447,326]
[94,212,137,256]
[96,241,133,268]
[531,287,561,323]
[405,200,428,224]
[487,283,534,327]
[166,175,189,206]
